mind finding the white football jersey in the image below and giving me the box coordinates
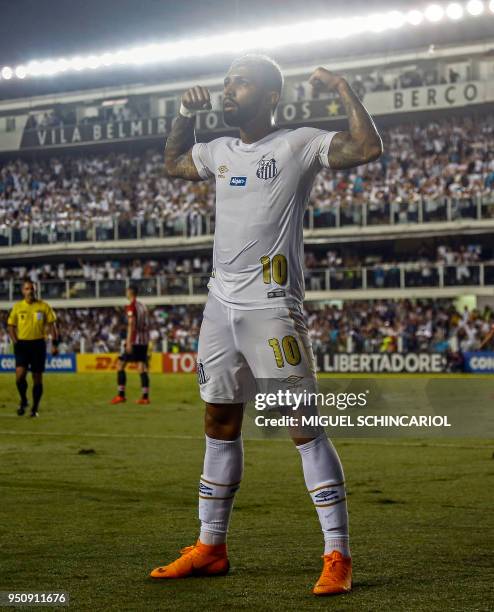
[192,127,338,309]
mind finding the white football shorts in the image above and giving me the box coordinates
[197,293,317,404]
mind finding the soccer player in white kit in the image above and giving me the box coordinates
[150,55,382,595]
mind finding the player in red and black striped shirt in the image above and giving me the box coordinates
[110,285,151,405]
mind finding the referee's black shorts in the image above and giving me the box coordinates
[119,344,148,365]
[14,339,47,373]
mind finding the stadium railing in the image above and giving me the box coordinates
[1,263,493,302]
[0,194,493,247]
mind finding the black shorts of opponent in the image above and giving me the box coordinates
[14,339,47,373]
[119,344,148,364]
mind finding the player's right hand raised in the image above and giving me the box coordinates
[182,86,212,112]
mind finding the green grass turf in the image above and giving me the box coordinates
[0,373,492,611]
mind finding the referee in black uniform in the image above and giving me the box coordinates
[7,280,59,417]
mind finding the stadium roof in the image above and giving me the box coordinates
[1,0,494,99]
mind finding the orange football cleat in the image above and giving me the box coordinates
[109,396,126,405]
[313,550,352,596]
[136,398,150,405]
[150,540,229,579]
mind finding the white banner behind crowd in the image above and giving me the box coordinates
[4,79,494,152]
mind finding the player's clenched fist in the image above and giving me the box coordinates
[309,67,346,95]
[181,86,212,112]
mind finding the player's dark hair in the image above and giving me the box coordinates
[229,54,284,106]
[128,284,138,296]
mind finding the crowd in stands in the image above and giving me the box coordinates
[24,100,147,131]
[0,244,490,295]
[294,65,464,101]
[305,242,488,289]
[310,114,494,226]
[0,300,492,358]
[305,300,493,357]
[1,115,493,243]
[0,256,212,283]
[0,151,212,243]
[0,304,203,355]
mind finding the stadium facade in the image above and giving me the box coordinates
[1,36,493,372]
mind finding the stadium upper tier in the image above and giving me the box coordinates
[0,114,493,249]
[1,262,493,305]
[1,242,492,303]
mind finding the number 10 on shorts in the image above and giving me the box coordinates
[268,336,301,368]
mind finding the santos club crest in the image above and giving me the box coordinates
[256,155,278,180]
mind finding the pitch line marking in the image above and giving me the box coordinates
[0,430,490,449]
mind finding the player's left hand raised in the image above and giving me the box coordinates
[309,67,345,95]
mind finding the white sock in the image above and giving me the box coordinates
[199,434,243,545]
[296,433,351,558]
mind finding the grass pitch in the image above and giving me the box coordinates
[0,373,492,611]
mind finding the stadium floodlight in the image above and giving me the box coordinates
[446,2,464,18]
[424,4,445,21]
[406,9,425,24]
[15,65,27,79]
[87,56,102,70]
[1,66,13,80]
[70,56,86,72]
[1,2,494,83]
[386,10,406,28]
[466,0,485,14]
[100,53,116,67]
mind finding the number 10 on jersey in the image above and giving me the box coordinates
[260,254,288,285]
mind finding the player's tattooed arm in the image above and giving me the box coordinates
[164,85,212,181]
[164,116,201,180]
[309,67,383,170]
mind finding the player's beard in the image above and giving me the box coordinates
[222,102,258,127]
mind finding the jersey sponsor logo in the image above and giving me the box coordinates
[217,164,229,178]
[267,289,286,298]
[230,176,247,186]
[256,156,278,180]
[197,361,209,385]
